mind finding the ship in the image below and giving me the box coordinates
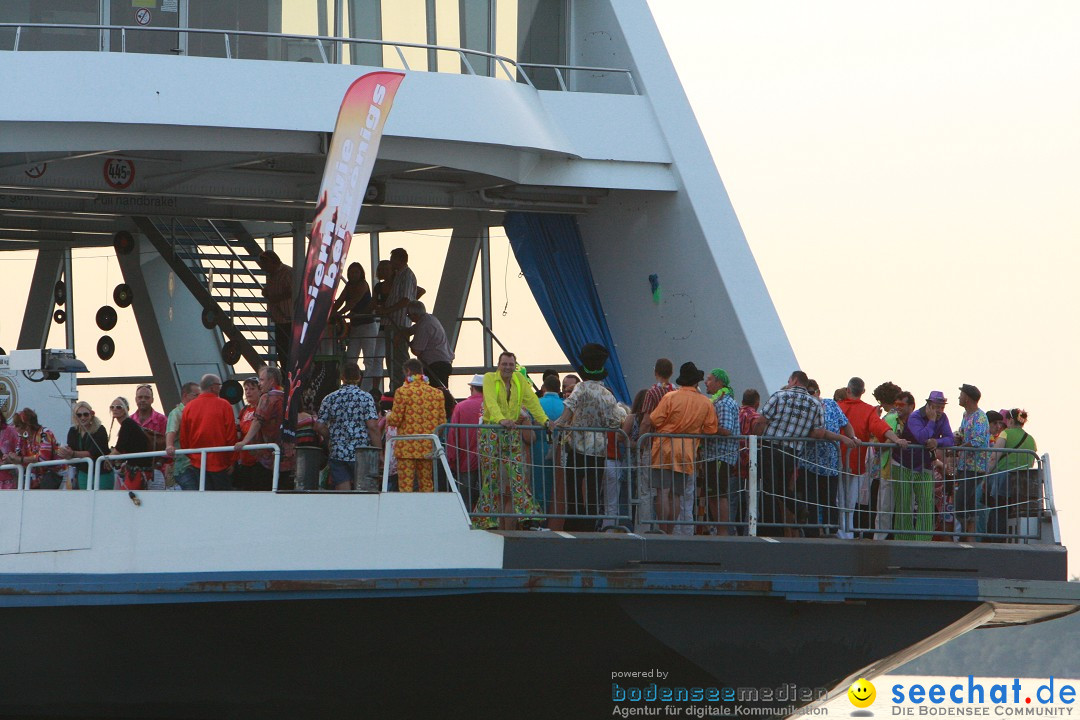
[0,2,1076,718]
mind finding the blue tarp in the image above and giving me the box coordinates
[503,212,630,404]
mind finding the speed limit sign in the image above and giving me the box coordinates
[103,158,135,189]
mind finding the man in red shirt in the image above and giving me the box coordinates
[179,374,237,491]
[837,377,908,538]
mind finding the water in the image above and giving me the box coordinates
[821,675,1080,718]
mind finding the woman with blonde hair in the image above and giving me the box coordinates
[109,397,152,490]
[57,401,114,490]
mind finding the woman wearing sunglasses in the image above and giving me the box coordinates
[109,397,152,490]
[57,401,115,490]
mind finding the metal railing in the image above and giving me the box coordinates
[3,429,1056,544]
[436,423,634,530]
[383,433,470,527]
[86,444,281,491]
[21,458,91,490]
[0,463,25,489]
[427,428,1054,542]
[0,23,638,95]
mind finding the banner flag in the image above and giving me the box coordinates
[284,71,405,426]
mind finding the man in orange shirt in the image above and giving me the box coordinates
[179,374,237,491]
[648,362,718,534]
[387,358,446,492]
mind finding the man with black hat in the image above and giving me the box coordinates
[648,362,718,534]
[553,343,626,531]
[954,383,990,541]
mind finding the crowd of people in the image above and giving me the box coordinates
[0,239,1043,544]
[439,345,1041,542]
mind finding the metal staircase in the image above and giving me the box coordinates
[132,216,278,370]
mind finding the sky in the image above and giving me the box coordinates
[646,0,1080,573]
[1,1,1077,570]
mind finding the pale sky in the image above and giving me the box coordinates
[648,0,1080,572]
[2,1,1077,572]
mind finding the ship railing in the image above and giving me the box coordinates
[0,23,638,95]
[81,445,282,491]
[634,432,749,536]
[381,433,471,527]
[434,424,634,530]
[745,438,1048,543]
[0,463,25,490]
[15,458,90,490]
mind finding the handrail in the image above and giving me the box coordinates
[457,316,511,355]
[96,444,280,491]
[0,462,26,491]
[0,22,638,95]
[25,457,92,490]
[383,433,471,526]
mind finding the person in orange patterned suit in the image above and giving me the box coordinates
[387,358,447,492]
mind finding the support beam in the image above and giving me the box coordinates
[17,249,63,350]
[113,240,182,410]
[62,250,75,352]
[432,226,481,352]
[480,228,493,368]
[369,231,380,278]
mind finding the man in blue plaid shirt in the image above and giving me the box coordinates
[752,370,826,535]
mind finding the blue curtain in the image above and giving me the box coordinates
[503,212,630,404]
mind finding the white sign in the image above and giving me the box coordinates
[162,0,178,11]
[135,8,152,26]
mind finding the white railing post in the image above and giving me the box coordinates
[747,435,759,536]
[1041,453,1060,545]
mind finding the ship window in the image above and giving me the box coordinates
[0,0,98,52]
[516,0,565,89]
[186,1,274,60]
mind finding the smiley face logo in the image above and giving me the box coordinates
[848,677,876,708]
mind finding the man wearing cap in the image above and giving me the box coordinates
[894,390,954,540]
[446,374,486,509]
[837,377,909,538]
[648,362,718,534]
[704,368,740,535]
[954,383,990,541]
[404,300,454,390]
